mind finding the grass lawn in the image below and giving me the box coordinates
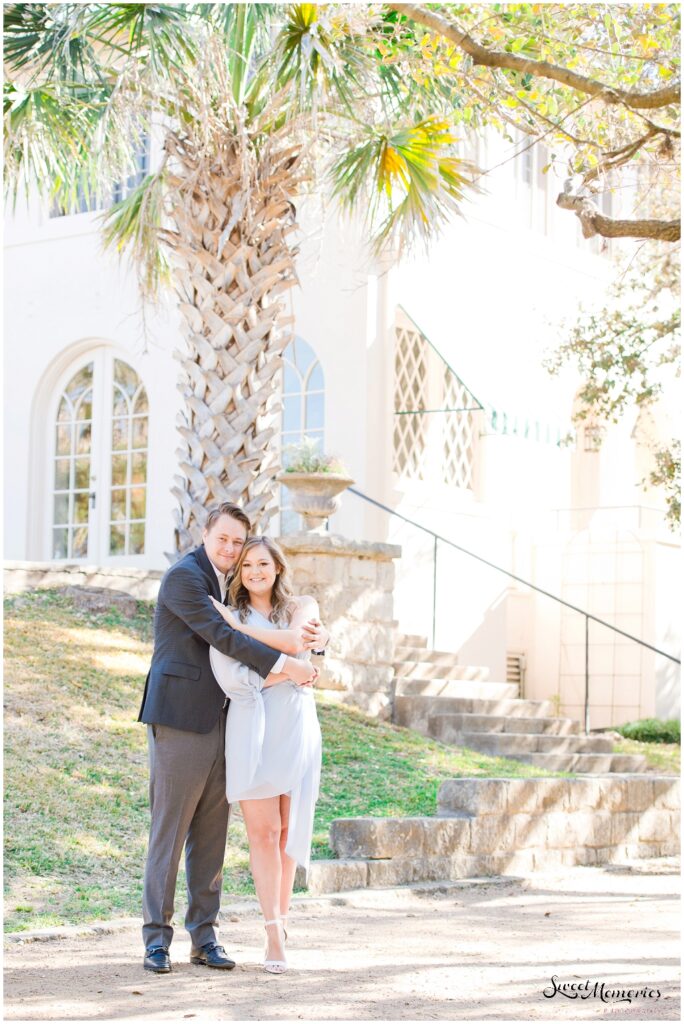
[5,589,566,933]
[612,736,680,775]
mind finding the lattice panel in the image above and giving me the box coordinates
[443,367,476,489]
[393,325,429,479]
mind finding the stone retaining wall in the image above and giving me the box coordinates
[4,561,162,599]
[299,775,680,894]
[280,533,401,719]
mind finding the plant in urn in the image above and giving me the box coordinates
[278,438,354,533]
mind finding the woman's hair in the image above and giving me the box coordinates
[228,536,296,625]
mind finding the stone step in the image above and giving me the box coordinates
[394,647,468,666]
[505,751,649,773]
[428,712,581,741]
[330,816,469,860]
[394,690,522,734]
[457,732,613,756]
[436,775,679,816]
[604,754,651,773]
[394,661,491,681]
[396,633,428,648]
[394,679,513,699]
[394,687,550,715]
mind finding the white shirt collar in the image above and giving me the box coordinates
[208,558,228,599]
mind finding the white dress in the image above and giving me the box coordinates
[209,606,322,871]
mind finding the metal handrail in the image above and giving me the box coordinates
[348,486,681,733]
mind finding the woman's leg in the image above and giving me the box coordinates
[240,797,286,962]
[278,794,297,924]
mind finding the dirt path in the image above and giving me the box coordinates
[4,859,680,1022]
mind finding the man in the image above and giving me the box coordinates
[138,502,328,974]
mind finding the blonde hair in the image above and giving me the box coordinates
[228,536,296,625]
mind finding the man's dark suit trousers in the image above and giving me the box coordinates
[142,714,228,950]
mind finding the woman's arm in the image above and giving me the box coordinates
[209,595,307,655]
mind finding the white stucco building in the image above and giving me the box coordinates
[4,128,680,728]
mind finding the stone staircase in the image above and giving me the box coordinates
[393,634,648,774]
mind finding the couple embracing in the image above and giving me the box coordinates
[138,502,329,975]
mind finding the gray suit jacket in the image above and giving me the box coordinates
[138,545,281,733]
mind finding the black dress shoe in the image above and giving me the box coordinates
[144,945,171,973]
[190,942,236,969]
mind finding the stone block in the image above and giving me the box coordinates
[545,812,576,849]
[423,818,470,856]
[377,562,396,589]
[597,777,629,813]
[532,848,567,870]
[348,559,378,584]
[653,778,680,811]
[498,850,535,875]
[315,663,351,691]
[505,780,543,815]
[637,809,678,844]
[584,811,612,848]
[437,779,508,817]
[572,846,598,866]
[623,777,656,812]
[365,858,417,887]
[657,839,681,857]
[611,812,641,846]
[330,817,427,859]
[512,813,546,849]
[296,859,368,895]
[62,585,139,617]
[474,854,509,876]
[469,815,517,855]
[318,659,392,693]
[632,841,665,858]
[328,691,392,720]
[565,778,602,812]
[610,843,634,863]
[532,778,570,812]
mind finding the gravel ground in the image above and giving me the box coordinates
[3,859,680,1022]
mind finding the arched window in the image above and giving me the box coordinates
[109,359,149,556]
[49,351,149,561]
[280,338,325,532]
[52,363,95,559]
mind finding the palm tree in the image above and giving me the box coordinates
[4,3,477,553]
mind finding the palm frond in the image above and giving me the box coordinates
[330,115,481,254]
[85,3,199,76]
[3,4,101,84]
[3,77,104,208]
[269,3,377,117]
[100,167,170,297]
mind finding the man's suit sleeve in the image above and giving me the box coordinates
[161,565,281,678]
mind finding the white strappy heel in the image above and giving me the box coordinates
[263,918,288,974]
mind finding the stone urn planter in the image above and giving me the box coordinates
[277,471,355,532]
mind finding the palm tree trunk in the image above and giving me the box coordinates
[163,126,302,553]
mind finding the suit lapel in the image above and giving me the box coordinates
[194,544,222,602]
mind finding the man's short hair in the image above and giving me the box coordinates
[204,502,251,535]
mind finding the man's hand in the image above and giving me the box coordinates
[302,618,329,652]
[285,657,318,687]
[209,595,238,629]
[299,666,320,689]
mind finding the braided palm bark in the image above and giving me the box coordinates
[162,124,302,552]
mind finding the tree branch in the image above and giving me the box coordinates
[389,3,681,111]
[556,192,681,241]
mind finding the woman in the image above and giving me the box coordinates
[208,536,322,974]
